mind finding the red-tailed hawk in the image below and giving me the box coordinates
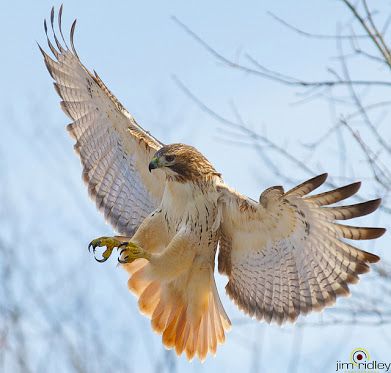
[40,7,385,361]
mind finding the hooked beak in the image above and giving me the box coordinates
[148,157,159,172]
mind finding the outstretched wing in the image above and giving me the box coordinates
[217,174,385,324]
[39,7,166,235]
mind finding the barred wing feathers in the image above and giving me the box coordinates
[39,7,165,235]
[217,174,384,325]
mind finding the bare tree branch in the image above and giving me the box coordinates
[171,16,391,89]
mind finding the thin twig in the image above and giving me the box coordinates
[268,11,369,40]
[172,15,391,88]
[342,0,391,68]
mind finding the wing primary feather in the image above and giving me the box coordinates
[321,198,381,220]
[285,173,328,197]
[37,42,45,58]
[40,49,56,80]
[305,182,361,205]
[70,19,79,58]
[58,5,69,49]
[44,19,60,59]
[50,6,54,24]
[357,248,380,263]
[333,224,386,240]
[50,6,64,53]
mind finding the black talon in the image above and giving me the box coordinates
[119,242,128,248]
[88,241,99,253]
[118,256,129,264]
[95,256,108,263]
[119,248,126,256]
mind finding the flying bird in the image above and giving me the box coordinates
[40,7,385,361]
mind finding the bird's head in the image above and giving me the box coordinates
[149,143,220,182]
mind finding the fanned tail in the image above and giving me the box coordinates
[124,258,231,361]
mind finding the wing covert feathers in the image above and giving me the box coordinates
[218,173,384,325]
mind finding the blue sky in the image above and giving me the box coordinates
[1,1,391,372]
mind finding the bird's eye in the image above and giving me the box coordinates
[165,155,175,162]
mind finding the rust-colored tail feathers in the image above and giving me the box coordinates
[124,260,231,361]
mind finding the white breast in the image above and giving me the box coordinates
[160,179,221,254]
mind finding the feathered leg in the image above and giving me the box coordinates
[88,208,168,263]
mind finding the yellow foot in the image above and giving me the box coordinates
[88,236,122,263]
[118,242,151,264]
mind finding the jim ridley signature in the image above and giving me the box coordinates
[336,360,391,372]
